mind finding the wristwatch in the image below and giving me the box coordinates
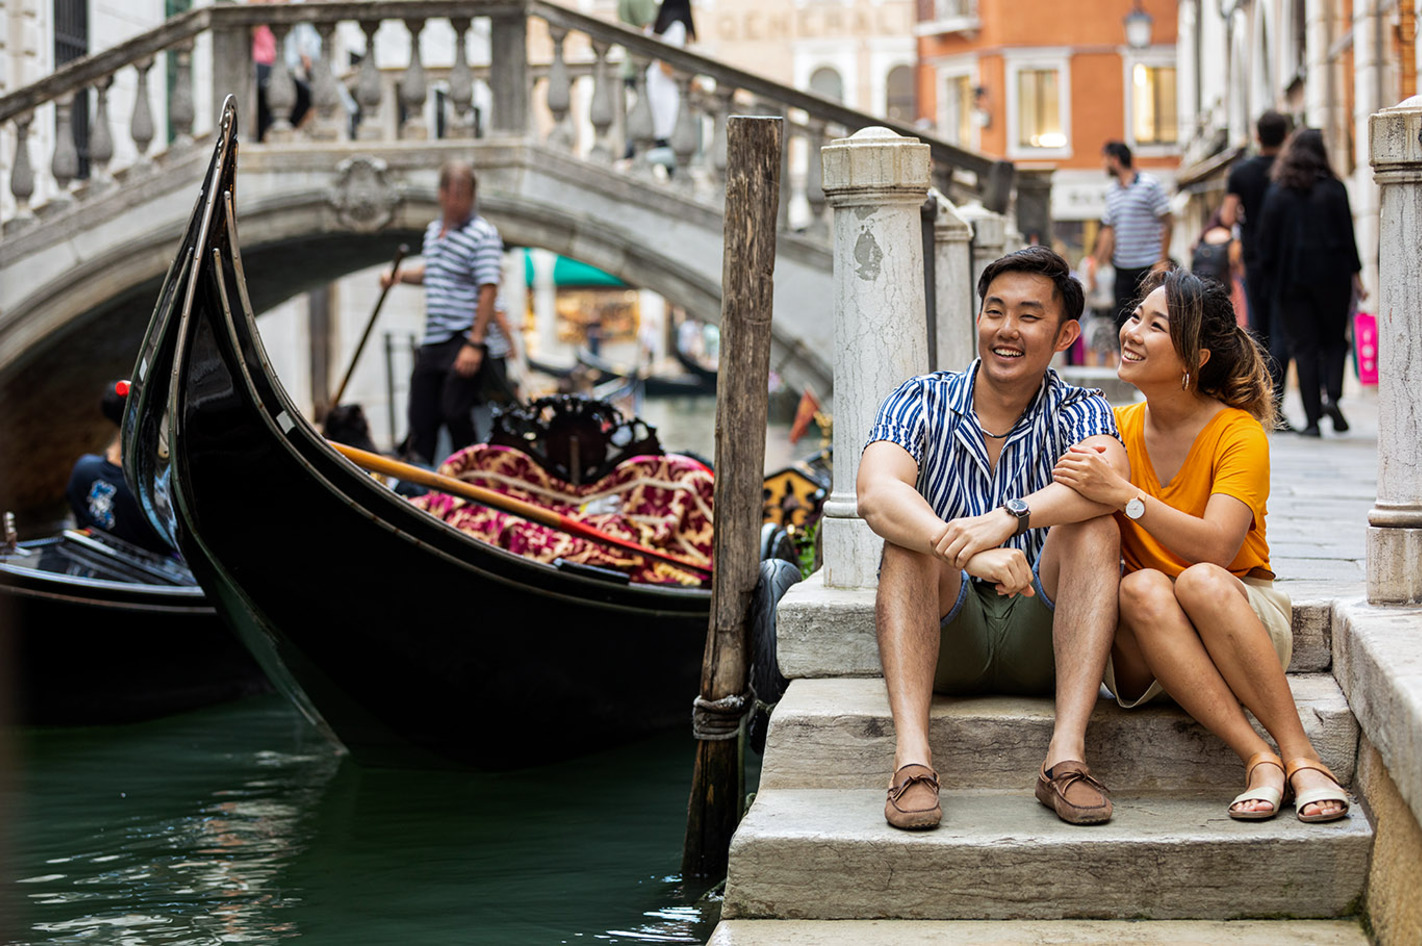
[1124,492,1147,520]
[1001,498,1031,537]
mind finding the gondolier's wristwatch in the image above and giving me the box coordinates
[1000,498,1031,537]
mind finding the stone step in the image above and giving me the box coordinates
[776,572,1334,679]
[759,675,1360,793]
[709,918,1371,945]
[722,788,1373,921]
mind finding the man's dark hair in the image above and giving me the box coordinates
[1103,140,1133,167]
[1256,110,1289,148]
[976,246,1084,324]
[100,380,127,426]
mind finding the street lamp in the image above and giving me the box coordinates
[1124,1,1154,49]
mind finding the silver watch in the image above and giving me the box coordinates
[1001,498,1031,537]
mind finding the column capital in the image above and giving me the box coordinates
[1370,94,1422,178]
[928,187,972,242]
[821,127,930,206]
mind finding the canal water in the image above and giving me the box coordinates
[2,396,806,945]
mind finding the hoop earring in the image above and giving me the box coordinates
[1181,371,1191,391]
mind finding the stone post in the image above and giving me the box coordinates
[489,13,529,135]
[1366,94,1422,604]
[957,200,1007,299]
[930,188,976,373]
[1014,167,1054,248]
[818,127,931,589]
[211,23,254,141]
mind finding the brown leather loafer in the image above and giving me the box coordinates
[885,763,942,830]
[1035,760,1112,825]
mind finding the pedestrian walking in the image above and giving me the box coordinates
[1093,141,1173,331]
[1256,129,1366,437]
[645,0,697,173]
[1222,110,1292,426]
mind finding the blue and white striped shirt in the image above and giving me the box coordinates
[421,214,510,356]
[865,360,1120,562]
[1102,171,1171,269]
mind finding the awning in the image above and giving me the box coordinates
[1174,145,1246,192]
[521,250,627,288]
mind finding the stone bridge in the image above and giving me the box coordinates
[0,0,1026,519]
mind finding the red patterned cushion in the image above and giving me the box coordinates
[409,445,714,585]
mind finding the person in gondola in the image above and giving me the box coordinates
[857,246,1126,831]
[66,381,172,554]
[381,160,513,465]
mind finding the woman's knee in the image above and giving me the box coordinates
[1119,569,1178,625]
[1174,563,1239,610]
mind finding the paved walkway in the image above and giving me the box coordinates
[1267,383,1378,599]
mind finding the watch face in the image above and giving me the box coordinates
[1006,498,1029,516]
[1125,497,1146,520]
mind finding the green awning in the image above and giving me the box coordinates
[521,250,627,288]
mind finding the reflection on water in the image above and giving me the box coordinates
[5,694,733,945]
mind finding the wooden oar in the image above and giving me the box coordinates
[329,442,713,579]
[329,244,409,408]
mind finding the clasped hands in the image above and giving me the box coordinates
[930,510,1034,598]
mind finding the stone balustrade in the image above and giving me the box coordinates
[1,0,1012,237]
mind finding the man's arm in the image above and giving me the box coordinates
[1093,225,1114,266]
[935,434,1129,568]
[453,283,498,378]
[1219,193,1242,229]
[380,261,426,288]
[857,441,950,556]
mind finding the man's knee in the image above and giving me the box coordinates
[1050,514,1120,559]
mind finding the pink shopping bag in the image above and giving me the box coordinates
[1352,311,1378,385]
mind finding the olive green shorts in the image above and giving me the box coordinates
[933,561,1056,696]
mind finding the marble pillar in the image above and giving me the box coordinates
[819,127,931,589]
[1366,94,1422,604]
[930,188,976,374]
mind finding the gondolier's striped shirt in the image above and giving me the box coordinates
[421,213,511,357]
[865,361,1120,563]
[1102,171,1172,269]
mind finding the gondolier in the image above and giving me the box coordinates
[382,160,514,465]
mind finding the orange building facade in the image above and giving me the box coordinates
[917,0,1181,258]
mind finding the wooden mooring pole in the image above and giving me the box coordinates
[682,115,783,880]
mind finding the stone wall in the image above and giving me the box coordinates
[1357,738,1422,945]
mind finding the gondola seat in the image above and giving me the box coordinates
[410,445,714,585]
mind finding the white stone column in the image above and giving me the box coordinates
[819,127,932,589]
[1353,0,1385,300]
[930,188,976,373]
[1366,94,1422,605]
[957,200,1007,301]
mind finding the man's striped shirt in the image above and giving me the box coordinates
[865,360,1120,562]
[421,213,510,357]
[1102,171,1171,269]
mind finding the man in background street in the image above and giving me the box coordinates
[1094,141,1173,329]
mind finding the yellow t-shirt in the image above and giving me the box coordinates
[1114,402,1273,579]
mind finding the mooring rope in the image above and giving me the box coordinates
[691,692,752,740]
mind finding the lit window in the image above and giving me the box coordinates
[942,74,974,146]
[1131,63,1177,145]
[1016,68,1064,150]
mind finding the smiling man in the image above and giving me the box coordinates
[857,246,1129,830]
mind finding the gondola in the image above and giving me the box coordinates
[671,337,719,387]
[0,525,268,724]
[122,99,717,769]
[575,348,713,397]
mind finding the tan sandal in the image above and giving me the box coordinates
[1228,751,1285,821]
[1285,758,1351,824]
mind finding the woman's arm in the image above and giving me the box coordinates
[1052,443,1254,567]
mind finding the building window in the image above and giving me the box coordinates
[1130,63,1177,145]
[809,67,844,104]
[885,66,915,123]
[942,74,974,146]
[1016,68,1065,150]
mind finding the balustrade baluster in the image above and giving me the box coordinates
[400,18,428,140]
[169,39,196,146]
[587,41,614,163]
[50,94,79,200]
[265,24,298,140]
[447,17,475,137]
[544,26,572,151]
[356,21,383,141]
[804,118,828,238]
[709,85,734,189]
[8,112,36,228]
[310,22,342,141]
[88,76,115,188]
[625,54,655,177]
[670,73,697,192]
[131,58,156,163]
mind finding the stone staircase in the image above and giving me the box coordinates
[708,575,1375,943]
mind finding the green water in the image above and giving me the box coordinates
[4,694,738,944]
